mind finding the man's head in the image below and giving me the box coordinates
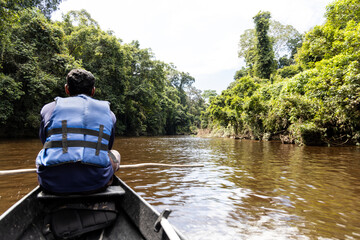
[65,69,95,96]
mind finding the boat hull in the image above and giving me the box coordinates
[0,176,186,240]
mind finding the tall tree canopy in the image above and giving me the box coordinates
[253,11,276,79]
[238,18,303,73]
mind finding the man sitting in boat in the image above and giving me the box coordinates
[35,69,120,194]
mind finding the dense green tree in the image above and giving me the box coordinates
[270,20,303,60]
[238,29,257,72]
[0,74,24,124]
[0,0,62,68]
[169,67,195,105]
[202,89,217,104]
[6,0,63,18]
[186,86,207,129]
[253,11,276,79]
[122,42,168,135]
[0,9,78,136]
[325,0,360,29]
[233,67,249,80]
[293,0,360,143]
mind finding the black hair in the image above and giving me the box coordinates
[66,69,95,96]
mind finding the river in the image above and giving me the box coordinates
[1,136,360,239]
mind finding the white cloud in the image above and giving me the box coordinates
[53,0,333,93]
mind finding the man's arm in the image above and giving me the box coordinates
[108,111,116,150]
[39,102,56,144]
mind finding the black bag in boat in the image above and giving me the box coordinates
[45,201,117,239]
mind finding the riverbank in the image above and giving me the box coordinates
[197,127,283,142]
[197,126,356,146]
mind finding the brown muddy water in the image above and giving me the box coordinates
[1,136,360,239]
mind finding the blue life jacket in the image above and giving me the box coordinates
[36,95,114,193]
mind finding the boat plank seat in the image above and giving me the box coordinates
[37,185,125,199]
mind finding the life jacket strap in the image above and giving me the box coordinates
[47,127,110,141]
[95,125,104,156]
[62,120,68,153]
[44,140,109,152]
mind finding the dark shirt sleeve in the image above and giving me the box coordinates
[108,111,116,150]
[39,102,56,144]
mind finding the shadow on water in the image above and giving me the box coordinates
[1,136,360,239]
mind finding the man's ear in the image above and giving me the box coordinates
[65,84,71,96]
[91,87,96,97]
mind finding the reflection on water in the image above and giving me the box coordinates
[1,136,360,239]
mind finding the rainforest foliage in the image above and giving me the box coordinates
[0,1,206,137]
[203,0,360,145]
[2,0,360,145]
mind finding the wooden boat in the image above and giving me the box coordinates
[0,176,187,240]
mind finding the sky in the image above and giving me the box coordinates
[52,0,335,93]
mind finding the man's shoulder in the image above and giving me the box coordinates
[41,101,56,112]
[40,101,56,120]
